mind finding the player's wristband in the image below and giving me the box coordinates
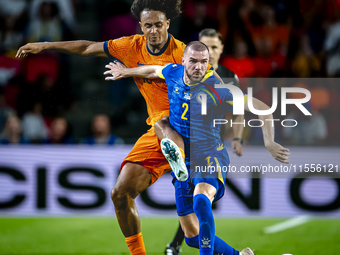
[233,138,243,145]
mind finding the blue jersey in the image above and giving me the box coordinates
[160,64,238,164]
[160,64,248,212]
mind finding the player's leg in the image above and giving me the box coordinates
[180,212,247,255]
[174,179,244,255]
[111,162,151,255]
[193,182,217,255]
[164,223,184,255]
[193,180,244,255]
[164,222,185,255]
[155,116,188,181]
[155,115,184,152]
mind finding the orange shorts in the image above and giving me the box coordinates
[121,127,171,185]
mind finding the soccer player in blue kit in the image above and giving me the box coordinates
[104,41,291,255]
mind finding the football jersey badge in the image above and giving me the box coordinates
[184,92,191,100]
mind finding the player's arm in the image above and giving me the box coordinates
[244,97,291,164]
[16,41,107,58]
[231,115,244,156]
[104,61,163,80]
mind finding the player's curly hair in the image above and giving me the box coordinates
[131,0,182,20]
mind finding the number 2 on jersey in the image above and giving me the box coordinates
[181,103,188,120]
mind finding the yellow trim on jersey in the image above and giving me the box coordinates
[226,94,248,106]
[183,70,214,86]
[213,157,224,185]
[159,64,178,80]
[159,67,165,79]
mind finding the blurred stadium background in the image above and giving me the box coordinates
[0,0,339,254]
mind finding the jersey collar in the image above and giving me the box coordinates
[146,33,171,56]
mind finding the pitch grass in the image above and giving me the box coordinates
[0,218,339,255]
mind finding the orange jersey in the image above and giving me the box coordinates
[104,34,186,126]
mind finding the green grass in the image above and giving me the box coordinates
[0,218,339,254]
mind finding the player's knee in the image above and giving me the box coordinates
[111,187,131,208]
[110,188,116,202]
[159,115,170,125]
[193,194,211,215]
[155,116,170,131]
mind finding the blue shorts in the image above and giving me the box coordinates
[173,148,230,217]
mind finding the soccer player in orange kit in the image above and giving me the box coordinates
[16,1,186,254]
[16,0,238,254]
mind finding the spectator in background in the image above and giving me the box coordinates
[179,0,219,43]
[238,4,290,77]
[199,28,238,79]
[250,4,290,59]
[26,1,73,43]
[22,101,48,142]
[20,1,73,122]
[0,0,25,89]
[100,0,138,109]
[0,0,27,18]
[0,113,29,144]
[0,13,25,52]
[42,117,75,144]
[30,0,76,30]
[221,39,255,78]
[82,114,124,145]
[0,0,28,52]
[223,0,257,57]
[291,35,321,77]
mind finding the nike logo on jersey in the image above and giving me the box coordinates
[137,61,145,65]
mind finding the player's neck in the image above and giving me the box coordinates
[183,74,190,84]
[147,34,169,53]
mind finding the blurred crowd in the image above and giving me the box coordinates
[0,0,339,146]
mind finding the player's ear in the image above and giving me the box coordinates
[221,43,224,53]
[166,19,170,29]
[182,56,185,64]
[139,21,143,31]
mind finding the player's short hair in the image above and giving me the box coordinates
[131,0,182,20]
[199,28,223,43]
[184,41,209,56]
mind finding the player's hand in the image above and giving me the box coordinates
[265,142,290,164]
[231,140,243,156]
[16,43,45,58]
[104,61,127,81]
